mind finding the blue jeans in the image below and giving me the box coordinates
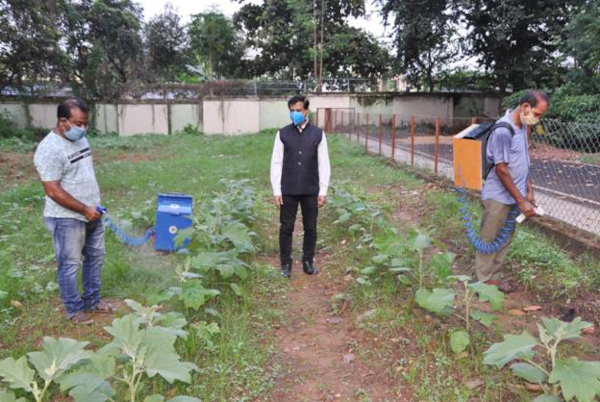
[44,217,105,318]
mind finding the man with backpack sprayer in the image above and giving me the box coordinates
[475,90,549,293]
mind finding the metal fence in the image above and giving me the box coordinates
[318,109,600,237]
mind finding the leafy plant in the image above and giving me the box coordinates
[483,317,599,402]
[0,337,91,402]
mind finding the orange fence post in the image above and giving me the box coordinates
[471,116,477,125]
[391,115,396,161]
[378,114,382,155]
[434,117,440,175]
[356,113,360,142]
[411,115,416,167]
[365,113,370,152]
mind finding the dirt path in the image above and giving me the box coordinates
[270,257,398,402]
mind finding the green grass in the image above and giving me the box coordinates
[0,132,597,400]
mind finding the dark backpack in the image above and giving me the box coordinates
[461,122,516,179]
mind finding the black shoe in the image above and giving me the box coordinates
[302,261,319,275]
[281,264,292,279]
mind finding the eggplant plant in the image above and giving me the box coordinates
[483,317,599,402]
[0,306,200,402]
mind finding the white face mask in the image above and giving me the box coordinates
[520,106,540,125]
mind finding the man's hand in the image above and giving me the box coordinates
[274,195,283,209]
[517,199,536,218]
[318,195,327,208]
[83,206,102,222]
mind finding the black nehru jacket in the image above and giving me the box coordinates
[279,122,323,195]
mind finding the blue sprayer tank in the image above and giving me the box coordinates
[154,193,193,251]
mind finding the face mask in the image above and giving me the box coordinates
[63,121,87,141]
[290,111,305,126]
[520,107,540,125]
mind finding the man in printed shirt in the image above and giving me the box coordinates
[475,90,549,293]
[270,95,331,279]
[34,98,114,325]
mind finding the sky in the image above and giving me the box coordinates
[137,0,392,46]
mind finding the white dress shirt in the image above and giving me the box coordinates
[270,122,331,197]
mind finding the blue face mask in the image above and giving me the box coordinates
[290,111,306,126]
[63,121,87,141]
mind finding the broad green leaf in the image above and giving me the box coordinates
[371,254,389,264]
[468,282,504,311]
[215,263,235,278]
[448,275,471,283]
[483,331,538,369]
[430,252,456,281]
[390,258,408,267]
[142,327,199,383]
[230,283,243,297]
[372,229,404,257]
[0,389,27,402]
[407,230,431,251]
[415,288,455,316]
[348,224,363,234]
[531,395,561,402]
[233,263,248,280]
[28,337,91,381]
[549,357,600,402]
[333,210,351,224]
[360,266,377,275]
[221,222,255,253]
[356,277,370,285]
[145,396,164,402]
[190,252,223,272]
[450,330,470,354]
[0,290,7,300]
[180,281,207,310]
[154,312,189,340]
[102,315,144,357]
[58,353,116,402]
[0,356,35,392]
[397,274,412,285]
[166,397,202,402]
[470,311,497,328]
[542,317,593,343]
[390,267,411,273]
[510,362,547,384]
[45,281,59,293]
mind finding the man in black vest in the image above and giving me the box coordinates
[270,95,331,279]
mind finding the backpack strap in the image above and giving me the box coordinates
[483,122,517,179]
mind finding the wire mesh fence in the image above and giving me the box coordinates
[318,108,600,237]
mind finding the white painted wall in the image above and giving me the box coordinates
[203,99,260,135]
[393,95,453,121]
[259,99,289,130]
[0,103,29,128]
[29,104,57,129]
[170,103,203,133]
[117,104,169,136]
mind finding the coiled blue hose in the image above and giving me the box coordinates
[97,206,155,247]
[455,188,519,254]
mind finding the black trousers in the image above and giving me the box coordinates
[279,195,318,266]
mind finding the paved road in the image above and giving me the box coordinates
[354,133,600,236]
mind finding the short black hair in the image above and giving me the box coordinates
[288,95,309,110]
[519,90,549,107]
[57,98,90,120]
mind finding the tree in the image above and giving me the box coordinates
[145,4,189,83]
[0,0,66,94]
[381,0,457,92]
[561,0,600,93]
[458,0,578,93]
[77,0,145,98]
[188,11,246,79]
[233,0,388,81]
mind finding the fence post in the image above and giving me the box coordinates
[356,113,360,143]
[365,113,370,153]
[434,117,440,175]
[411,115,416,167]
[316,109,320,128]
[378,114,382,155]
[471,116,477,125]
[391,115,396,161]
